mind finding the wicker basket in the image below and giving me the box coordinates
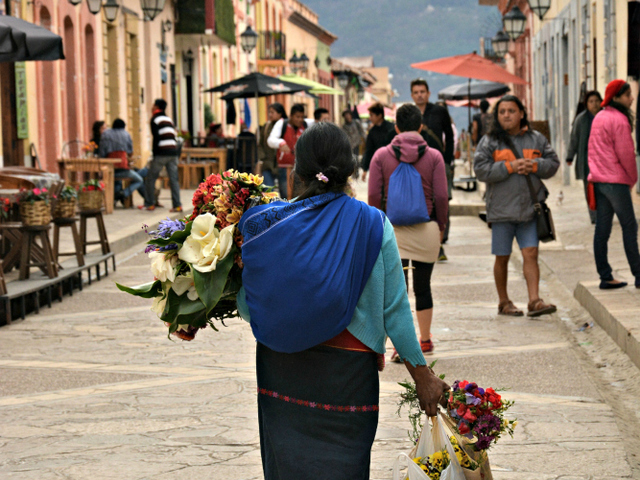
[53,199,77,219]
[78,190,103,211]
[20,200,51,226]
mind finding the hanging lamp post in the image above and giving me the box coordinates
[503,5,527,41]
[492,30,510,57]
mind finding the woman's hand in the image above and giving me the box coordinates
[404,363,450,417]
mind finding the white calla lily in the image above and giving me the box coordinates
[151,294,167,317]
[172,273,199,301]
[178,216,235,273]
[149,251,178,283]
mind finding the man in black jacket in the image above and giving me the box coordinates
[361,102,396,181]
[411,79,454,260]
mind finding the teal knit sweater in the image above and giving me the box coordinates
[237,217,426,367]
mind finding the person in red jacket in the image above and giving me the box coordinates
[267,103,315,197]
[588,80,640,289]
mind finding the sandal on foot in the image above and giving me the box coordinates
[527,298,556,317]
[498,300,524,317]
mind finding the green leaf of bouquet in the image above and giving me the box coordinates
[148,221,193,247]
[115,280,162,298]
[192,248,236,316]
[161,288,207,327]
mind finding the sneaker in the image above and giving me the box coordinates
[420,339,434,354]
[143,205,156,211]
[170,206,183,213]
[438,247,447,262]
[390,349,402,363]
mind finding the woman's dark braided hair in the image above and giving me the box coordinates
[292,122,357,202]
[488,95,529,146]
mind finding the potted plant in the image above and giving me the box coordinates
[78,179,105,211]
[0,197,10,220]
[53,186,78,219]
[18,187,51,226]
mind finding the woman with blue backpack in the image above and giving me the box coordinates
[368,104,449,360]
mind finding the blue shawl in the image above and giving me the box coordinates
[238,192,385,353]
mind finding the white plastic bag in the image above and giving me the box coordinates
[392,413,465,480]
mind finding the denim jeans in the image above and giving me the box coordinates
[277,167,289,198]
[145,156,181,208]
[114,168,145,199]
[262,170,275,188]
[593,183,640,281]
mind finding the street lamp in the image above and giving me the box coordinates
[492,30,510,57]
[240,25,258,54]
[86,0,102,15]
[528,0,551,20]
[289,52,300,73]
[503,5,527,41]
[140,0,166,21]
[103,0,120,22]
[183,49,194,76]
[337,73,349,90]
[299,53,309,73]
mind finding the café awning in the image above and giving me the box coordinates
[0,15,64,62]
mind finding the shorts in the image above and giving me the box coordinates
[491,220,538,256]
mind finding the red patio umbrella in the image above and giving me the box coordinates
[411,52,527,85]
[412,52,527,129]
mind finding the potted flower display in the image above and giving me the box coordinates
[53,186,78,219]
[78,179,105,211]
[18,187,51,226]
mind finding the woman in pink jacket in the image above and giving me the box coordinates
[588,80,640,289]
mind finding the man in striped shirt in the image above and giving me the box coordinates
[143,99,183,212]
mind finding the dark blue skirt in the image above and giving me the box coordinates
[256,342,380,480]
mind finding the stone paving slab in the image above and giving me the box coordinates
[0,178,637,479]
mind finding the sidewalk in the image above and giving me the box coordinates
[0,177,637,479]
[534,175,640,371]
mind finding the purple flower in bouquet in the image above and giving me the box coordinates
[451,381,460,392]
[474,414,501,436]
[465,393,481,406]
[465,382,478,393]
[476,434,495,450]
[158,243,179,252]
[150,218,186,239]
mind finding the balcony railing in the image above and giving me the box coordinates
[259,31,286,61]
[482,37,500,61]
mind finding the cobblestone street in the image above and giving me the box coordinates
[1,179,640,479]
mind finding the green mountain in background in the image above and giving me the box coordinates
[301,0,503,128]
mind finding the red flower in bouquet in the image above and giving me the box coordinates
[446,380,516,451]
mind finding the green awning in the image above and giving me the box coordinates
[278,73,343,95]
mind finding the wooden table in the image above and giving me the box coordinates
[57,158,120,214]
[179,148,228,189]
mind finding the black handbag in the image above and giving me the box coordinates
[506,142,556,243]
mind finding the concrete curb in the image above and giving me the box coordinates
[574,281,640,370]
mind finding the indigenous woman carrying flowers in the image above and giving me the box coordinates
[236,123,448,479]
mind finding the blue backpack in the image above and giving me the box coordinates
[385,145,430,226]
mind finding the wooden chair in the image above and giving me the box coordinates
[19,224,58,280]
[79,208,110,255]
[53,217,85,267]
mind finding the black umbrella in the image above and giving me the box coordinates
[438,80,509,101]
[205,72,312,99]
[0,15,64,62]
